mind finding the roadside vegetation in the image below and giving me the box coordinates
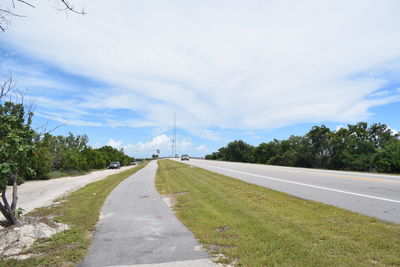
[0,82,133,225]
[206,122,400,174]
[28,132,134,181]
[156,160,400,266]
[1,162,148,266]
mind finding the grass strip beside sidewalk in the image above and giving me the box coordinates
[155,160,400,266]
[2,162,149,267]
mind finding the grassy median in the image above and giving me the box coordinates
[155,160,400,266]
[2,162,148,267]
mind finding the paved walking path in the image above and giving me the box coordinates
[80,161,216,267]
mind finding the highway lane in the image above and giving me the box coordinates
[176,159,400,224]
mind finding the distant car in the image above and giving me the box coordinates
[109,161,121,169]
[131,161,138,165]
[181,154,189,161]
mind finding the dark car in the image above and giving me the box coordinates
[108,161,121,169]
[181,154,189,161]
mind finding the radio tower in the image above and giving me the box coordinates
[172,113,177,158]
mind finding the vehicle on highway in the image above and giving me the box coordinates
[181,154,190,161]
[108,161,121,169]
[131,161,138,165]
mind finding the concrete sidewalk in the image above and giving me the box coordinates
[80,161,216,267]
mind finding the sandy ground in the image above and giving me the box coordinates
[2,166,135,220]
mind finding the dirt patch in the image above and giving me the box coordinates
[7,252,45,260]
[84,230,93,240]
[163,191,189,206]
[60,261,76,267]
[38,217,58,228]
[207,244,236,253]
[0,216,69,259]
[216,226,231,233]
[174,191,189,196]
[207,244,237,267]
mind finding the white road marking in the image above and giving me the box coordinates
[192,163,400,204]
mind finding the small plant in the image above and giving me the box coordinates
[13,207,25,219]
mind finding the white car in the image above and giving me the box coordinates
[181,154,189,161]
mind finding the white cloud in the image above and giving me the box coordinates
[107,138,123,149]
[196,145,208,152]
[335,125,345,131]
[106,135,193,157]
[370,90,389,97]
[176,138,193,153]
[388,126,399,135]
[37,111,104,127]
[4,0,400,137]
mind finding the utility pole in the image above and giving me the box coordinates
[172,112,177,158]
[174,112,177,157]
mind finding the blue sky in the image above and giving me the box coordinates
[1,0,400,158]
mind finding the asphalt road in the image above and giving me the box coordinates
[177,159,400,224]
[80,160,216,267]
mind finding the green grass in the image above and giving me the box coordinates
[155,160,400,266]
[1,162,148,267]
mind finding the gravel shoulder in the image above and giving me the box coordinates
[2,166,135,220]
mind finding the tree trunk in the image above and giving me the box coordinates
[1,186,17,225]
[11,172,18,211]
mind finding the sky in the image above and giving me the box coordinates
[1,0,400,158]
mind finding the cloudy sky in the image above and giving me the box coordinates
[1,0,400,157]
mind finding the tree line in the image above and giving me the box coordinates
[205,123,400,173]
[1,103,133,183]
[27,132,133,181]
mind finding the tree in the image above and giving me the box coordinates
[373,141,400,173]
[341,123,376,171]
[368,123,397,149]
[25,133,54,180]
[0,80,36,225]
[304,125,332,168]
[205,151,221,160]
[1,0,85,32]
[219,140,255,163]
[254,141,279,164]
[96,145,132,166]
